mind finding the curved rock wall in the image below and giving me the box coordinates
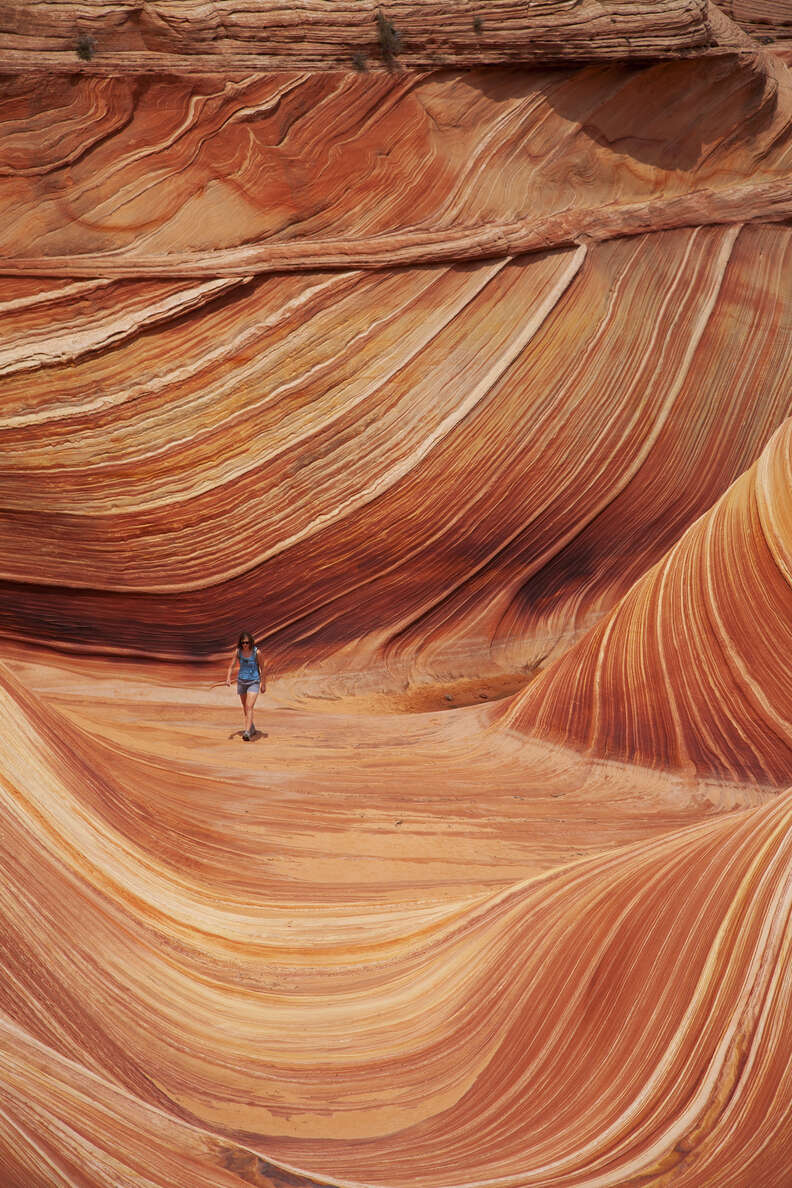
[2,661,792,1184]
[2,56,792,683]
[0,59,790,276]
[505,418,792,786]
[3,2,792,1185]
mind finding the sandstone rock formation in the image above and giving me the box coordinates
[505,418,792,787]
[0,0,715,71]
[2,1,792,1185]
[718,0,792,45]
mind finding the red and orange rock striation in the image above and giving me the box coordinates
[1,52,791,277]
[0,0,715,71]
[504,418,792,788]
[2,1,792,1185]
[717,0,792,44]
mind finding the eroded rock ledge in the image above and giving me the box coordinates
[0,0,715,71]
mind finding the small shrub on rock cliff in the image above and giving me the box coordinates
[376,9,402,69]
[75,33,96,61]
[352,51,368,72]
[473,16,483,34]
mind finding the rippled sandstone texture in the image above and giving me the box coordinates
[0,0,715,70]
[2,2,792,1186]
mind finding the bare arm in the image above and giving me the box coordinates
[225,650,238,686]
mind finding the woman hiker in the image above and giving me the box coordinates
[226,631,264,740]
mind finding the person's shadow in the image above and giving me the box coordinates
[228,728,269,741]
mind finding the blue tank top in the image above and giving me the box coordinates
[238,646,260,681]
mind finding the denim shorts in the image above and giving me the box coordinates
[237,678,260,695]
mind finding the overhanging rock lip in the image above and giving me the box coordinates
[0,0,715,71]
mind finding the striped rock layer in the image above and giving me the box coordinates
[717,0,792,43]
[0,0,714,71]
[504,419,792,789]
[2,53,792,678]
[0,53,790,277]
[3,3,792,1186]
[2,660,792,1186]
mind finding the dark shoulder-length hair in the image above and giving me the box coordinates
[237,630,256,649]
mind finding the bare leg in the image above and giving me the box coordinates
[244,689,259,736]
[238,691,247,733]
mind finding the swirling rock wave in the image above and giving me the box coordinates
[1,662,792,1185]
[3,4,792,1186]
[0,56,790,276]
[2,219,792,681]
[504,418,792,789]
